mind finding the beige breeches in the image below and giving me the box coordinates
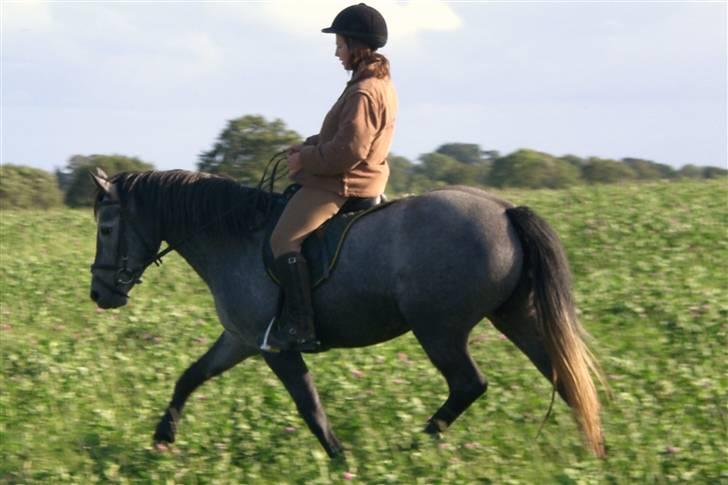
[270,186,346,258]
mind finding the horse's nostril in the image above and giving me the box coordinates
[90,290,99,302]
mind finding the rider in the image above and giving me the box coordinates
[262,3,398,352]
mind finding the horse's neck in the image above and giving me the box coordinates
[137,182,273,315]
[170,229,275,338]
[169,230,266,290]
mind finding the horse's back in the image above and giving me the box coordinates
[314,187,524,345]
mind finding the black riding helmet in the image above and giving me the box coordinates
[321,3,388,50]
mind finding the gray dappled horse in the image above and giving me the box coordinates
[89,169,606,457]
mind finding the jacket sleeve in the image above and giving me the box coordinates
[303,134,319,146]
[299,91,379,176]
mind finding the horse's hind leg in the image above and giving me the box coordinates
[488,295,566,402]
[154,330,256,445]
[263,351,343,458]
[413,324,488,434]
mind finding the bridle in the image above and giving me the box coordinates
[90,198,170,298]
[90,151,289,299]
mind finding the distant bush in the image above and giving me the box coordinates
[0,165,64,210]
[581,158,637,184]
[677,164,704,178]
[559,154,586,170]
[60,154,154,207]
[416,152,487,187]
[489,149,580,189]
[622,158,676,180]
[435,143,495,165]
[702,166,727,178]
[387,154,417,195]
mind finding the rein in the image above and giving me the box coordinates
[90,151,290,297]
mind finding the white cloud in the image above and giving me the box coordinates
[1,0,53,34]
[376,0,462,37]
[209,0,462,41]
[15,4,224,86]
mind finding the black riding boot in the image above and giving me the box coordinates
[261,252,320,352]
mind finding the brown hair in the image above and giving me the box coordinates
[347,38,390,79]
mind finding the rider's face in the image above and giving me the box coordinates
[335,35,351,70]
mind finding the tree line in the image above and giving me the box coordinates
[1,114,725,209]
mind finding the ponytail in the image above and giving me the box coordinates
[347,38,390,79]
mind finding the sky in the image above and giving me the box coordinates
[2,0,726,173]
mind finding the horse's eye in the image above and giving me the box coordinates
[100,227,112,236]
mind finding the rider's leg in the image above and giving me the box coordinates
[263,186,345,352]
[270,186,346,258]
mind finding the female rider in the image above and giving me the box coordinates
[262,3,398,352]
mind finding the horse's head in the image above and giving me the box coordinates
[89,168,161,309]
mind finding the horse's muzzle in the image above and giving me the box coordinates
[90,277,129,309]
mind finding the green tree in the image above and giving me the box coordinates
[702,166,728,178]
[622,158,676,179]
[0,165,64,210]
[414,152,483,187]
[416,153,459,184]
[60,154,154,207]
[482,150,500,160]
[435,143,492,184]
[435,143,484,165]
[677,164,703,178]
[414,150,491,188]
[560,154,585,170]
[489,149,580,189]
[198,115,301,185]
[581,157,636,184]
[387,154,415,195]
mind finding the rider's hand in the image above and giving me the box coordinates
[288,144,303,155]
[287,152,303,178]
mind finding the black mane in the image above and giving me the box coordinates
[98,170,273,239]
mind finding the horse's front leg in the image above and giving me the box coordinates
[263,351,344,458]
[154,330,256,446]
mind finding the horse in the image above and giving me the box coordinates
[88,168,606,458]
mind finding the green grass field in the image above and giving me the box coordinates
[1,180,726,484]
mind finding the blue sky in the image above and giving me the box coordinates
[2,0,726,172]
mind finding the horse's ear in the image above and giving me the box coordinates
[96,167,109,179]
[89,169,112,193]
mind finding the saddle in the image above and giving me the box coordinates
[263,184,397,288]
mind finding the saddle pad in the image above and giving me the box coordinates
[263,193,399,288]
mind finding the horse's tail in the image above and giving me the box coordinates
[505,206,606,457]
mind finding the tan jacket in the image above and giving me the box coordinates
[295,60,398,198]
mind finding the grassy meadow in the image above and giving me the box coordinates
[1,179,726,484]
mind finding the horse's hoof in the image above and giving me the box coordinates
[423,418,448,435]
[153,442,172,452]
[153,423,175,443]
[153,408,179,443]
